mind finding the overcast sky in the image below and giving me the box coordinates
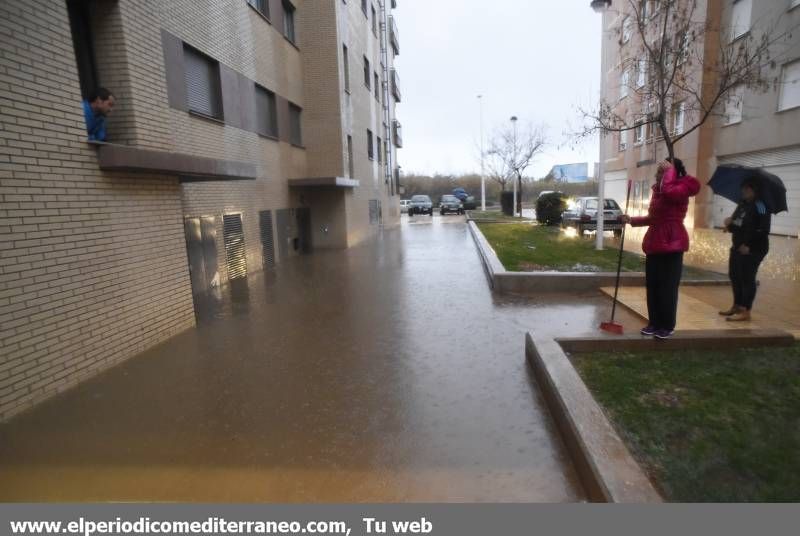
[393,1,601,178]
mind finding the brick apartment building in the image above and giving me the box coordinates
[0,0,403,420]
[599,0,800,237]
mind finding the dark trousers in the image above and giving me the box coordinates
[645,252,684,331]
[729,249,766,310]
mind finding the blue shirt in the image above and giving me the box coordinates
[82,100,107,142]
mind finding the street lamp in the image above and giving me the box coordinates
[478,95,486,212]
[510,116,518,217]
[590,0,611,250]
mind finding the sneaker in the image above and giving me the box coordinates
[654,329,675,340]
[726,311,751,322]
[640,325,657,336]
[718,306,740,316]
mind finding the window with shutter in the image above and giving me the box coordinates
[289,103,303,146]
[247,0,269,19]
[778,59,800,111]
[283,1,296,44]
[255,85,278,138]
[367,129,374,160]
[184,45,223,119]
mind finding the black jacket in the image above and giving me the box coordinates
[726,200,771,254]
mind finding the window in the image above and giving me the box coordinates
[622,16,632,44]
[374,72,380,100]
[367,129,374,160]
[619,130,628,152]
[343,44,350,92]
[361,0,368,16]
[620,68,630,99]
[347,135,354,178]
[289,103,302,145]
[363,56,371,88]
[67,0,99,100]
[676,32,690,64]
[371,5,378,35]
[792,0,800,9]
[778,59,800,111]
[247,0,269,19]
[634,122,645,145]
[255,85,278,138]
[377,136,383,164]
[636,58,647,88]
[283,0,296,44]
[640,0,651,19]
[723,85,744,125]
[184,45,223,119]
[671,101,685,135]
[730,0,752,42]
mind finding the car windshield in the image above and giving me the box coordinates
[412,196,430,202]
[605,199,621,210]
[442,196,458,202]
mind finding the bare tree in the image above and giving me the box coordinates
[487,121,546,215]
[580,0,797,160]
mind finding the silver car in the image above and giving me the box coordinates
[561,197,624,237]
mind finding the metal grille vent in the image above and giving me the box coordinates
[223,214,247,280]
[259,210,276,268]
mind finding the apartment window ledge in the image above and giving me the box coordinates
[722,119,742,127]
[344,88,351,95]
[247,4,273,25]
[777,104,800,114]
[730,31,750,45]
[188,110,225,125]
[257,132,280,142]
[284,36,300,51]
[290,142,306,149]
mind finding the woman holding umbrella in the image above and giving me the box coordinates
[719,178,772,322]
[709,164,787,322]
[621,158,701,339]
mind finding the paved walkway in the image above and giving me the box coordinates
[0,215,647,502]
[615,227,800,337]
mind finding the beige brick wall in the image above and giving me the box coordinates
[0,0,196,421]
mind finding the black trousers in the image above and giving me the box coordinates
[645,252,684,331]
[729,249,766,310]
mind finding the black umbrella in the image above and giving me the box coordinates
[708,164,788,214]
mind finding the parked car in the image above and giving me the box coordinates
[561,197,624,237]
[439,195,464,215]
[408,195,433,216]
[400,199,410,214]
[452,188,477,210]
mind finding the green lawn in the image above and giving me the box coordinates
[477,222,645,272]
[477,223,724,279]
[572,345,800,502]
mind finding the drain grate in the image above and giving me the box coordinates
[223,213,247,280]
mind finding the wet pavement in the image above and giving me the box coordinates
[0,215,639,502]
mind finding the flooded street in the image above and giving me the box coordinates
[0,215,635,503]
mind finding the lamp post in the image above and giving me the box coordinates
[510,116,518,217]
[478,95,486,212]
[590,0,611,250]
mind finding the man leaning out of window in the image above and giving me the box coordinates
[82,87,115,142]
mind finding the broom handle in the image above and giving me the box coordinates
[610,180,633,323]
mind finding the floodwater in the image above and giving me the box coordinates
[0,215,633,502]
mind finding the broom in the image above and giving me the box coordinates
[600,179,633,335]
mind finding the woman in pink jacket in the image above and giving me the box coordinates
[622,158,701,339]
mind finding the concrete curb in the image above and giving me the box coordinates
[557,329,797,353]
[525,334,663,503]
[468,221,727,294]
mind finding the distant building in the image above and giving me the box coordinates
[548,163,590,183]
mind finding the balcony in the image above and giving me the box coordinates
[392,119,403,148]
[390,68,401,102]
[389,15,400,55]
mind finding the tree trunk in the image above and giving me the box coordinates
[516,173,523,217]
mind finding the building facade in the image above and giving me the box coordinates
[599,0,800,238]
[0,0,403,420]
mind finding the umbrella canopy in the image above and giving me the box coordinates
[708,164,788,215]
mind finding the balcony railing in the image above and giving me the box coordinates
[389,15,400,55]
[390,68,401,102]
[392,119,403,148]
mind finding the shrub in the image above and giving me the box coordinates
[500,192,515,216]
[536,193,567,225]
